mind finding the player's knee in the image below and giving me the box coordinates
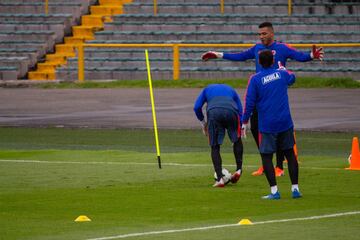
[211,144,220,152]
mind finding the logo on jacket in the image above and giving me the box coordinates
[262,72,280,85]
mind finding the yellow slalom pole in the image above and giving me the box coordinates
[145,49,161,169]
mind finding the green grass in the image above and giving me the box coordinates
[34,77,360,89]
[0,127,360,240]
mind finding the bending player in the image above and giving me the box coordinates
[202,21,323,177]
[194,84,243,187]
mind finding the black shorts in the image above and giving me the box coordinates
[207,108,241,146]
[259,128,295,154]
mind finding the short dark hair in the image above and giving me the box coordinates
[258,22,273,30]
[259,50,274,68]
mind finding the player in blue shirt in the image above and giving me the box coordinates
[202,22,324,177]
[194,84,243,187]
[242,50,301,199]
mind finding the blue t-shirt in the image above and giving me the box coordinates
[242,68,296,133]
[223,41,312,72]
[194,84,243,122]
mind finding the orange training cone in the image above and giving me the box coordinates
[346,137,360,170]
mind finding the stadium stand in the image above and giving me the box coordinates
[0,0,359,80]
[0,0,108,80]
[57,0,360,80]
[26,0,131,80]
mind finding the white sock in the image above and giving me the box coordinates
[270,185,278,194]
[291,184,299,192]
[236,169,242,175]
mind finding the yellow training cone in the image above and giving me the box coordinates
[238,219,253,225]
[75,215,91,222]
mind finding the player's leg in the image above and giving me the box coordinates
[275,130,298,177]
[261,153,276,189]
[211,144,223,181]
[250,109,265,176]
[279,128,302,198]
[284,148,301,198]
[284,148,298,185]
[233,138,243,172]
[259,132,280,199]
[275,148,285,177]
[208,109,226,187]
[250,108,260,147]
[225,110,243,183]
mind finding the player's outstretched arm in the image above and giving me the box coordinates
[310,45,324,61]
[201,51,223,61]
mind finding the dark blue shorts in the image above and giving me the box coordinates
[207,108,241,146]
[259,128,295,154]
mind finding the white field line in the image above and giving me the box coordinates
[0,159,344,170]
[86,211,360,240]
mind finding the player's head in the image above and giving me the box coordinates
[259,50,274,68]
[258,22,274,46]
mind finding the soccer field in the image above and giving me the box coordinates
[0,128,359,240]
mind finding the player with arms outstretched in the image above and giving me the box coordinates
[202,22,324,177]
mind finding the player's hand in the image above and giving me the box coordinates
[201,51,223,61]
[277,61,286,70]
[202,122,208,136]
[310,45,324,61]
[241,123,248,139]
[200,120,208,136]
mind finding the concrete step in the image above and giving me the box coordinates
[99,0,133,5]
[0,56,30,78]
[90,5,123,15]
[46,53,69,65]
[81,15,105,28]
[0,30,59,45]
[0,66,18,80]
[28,70,56,80]
[72,26,95,39]
[0,52,39,68]
[0,41,50,55]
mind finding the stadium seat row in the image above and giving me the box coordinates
[122,2,359,15]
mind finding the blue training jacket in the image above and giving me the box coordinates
[242,68,296,133]
[223,41,312,72]
[194,84,243,122]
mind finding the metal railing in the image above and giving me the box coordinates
[76,43,360,82]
